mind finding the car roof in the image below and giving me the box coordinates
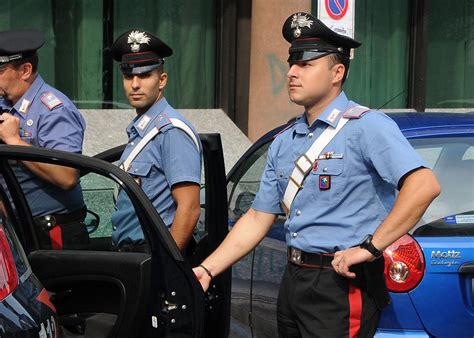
[387,112,474,138]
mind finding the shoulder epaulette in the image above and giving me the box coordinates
[154,112,173,129]
[342,104,370,119]
[40,92,63,110]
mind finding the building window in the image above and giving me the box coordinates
[0,0,216,109]
[426,0,474,108]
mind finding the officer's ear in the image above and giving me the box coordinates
[158,72,168,90]
[18,62,33,80]
[331,63,345,86]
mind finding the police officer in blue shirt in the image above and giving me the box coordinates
[110,30,201,252]
[194,13,441,337]
[0,29,88,250]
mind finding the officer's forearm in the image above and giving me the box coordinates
[5,137,79,190]
[170,183,201,251]
[170,202,200,251]
[372,168,440,251]
[199,208,276,278]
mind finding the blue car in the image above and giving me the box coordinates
[227,113,474,338]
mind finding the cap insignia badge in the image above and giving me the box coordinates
[127,31,151,53]
[291,13,313,38]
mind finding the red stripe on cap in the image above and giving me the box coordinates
[123,51,152,56]
[49,226,62,250]
[124,57,162,64]
[348,284,362,338]
[36,288,56,312]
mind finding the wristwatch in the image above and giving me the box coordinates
[359,234,383,258]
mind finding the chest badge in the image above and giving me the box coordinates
[319,175,331,190]
[26,119,34,126]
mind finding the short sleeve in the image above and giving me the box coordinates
[160,127,201,187]
[359,112,428,188]
[251,142,283,214]
[37,105,86,153]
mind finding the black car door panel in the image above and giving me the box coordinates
[0,139,228,337]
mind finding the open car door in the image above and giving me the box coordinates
[0,133,229,338]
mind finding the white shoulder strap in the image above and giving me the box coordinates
[281,105,368,214]
[121,119,200,171]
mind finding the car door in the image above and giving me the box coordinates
[0,133,229,338]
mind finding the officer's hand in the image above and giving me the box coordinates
[192,266,212,292]
[332,247,375,279]
[0,114,21,145]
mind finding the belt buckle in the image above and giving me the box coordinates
[289,247,302,265]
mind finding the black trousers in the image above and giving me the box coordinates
[277,262,381,338]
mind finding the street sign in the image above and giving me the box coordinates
[318,0,355,39]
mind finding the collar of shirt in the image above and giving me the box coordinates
[127,96,170,138]
[293,91,350,135]
[11,75,45,119]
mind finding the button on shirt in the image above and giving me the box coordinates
[0,75,86,217]
[111,97,202,246]
[252,92,427,253]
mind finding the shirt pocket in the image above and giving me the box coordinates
[307,159,345,204]
[126,161,154,194]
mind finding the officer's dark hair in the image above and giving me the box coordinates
[328,53,350,85]
[9,53,39,74]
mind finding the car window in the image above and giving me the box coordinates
[7,159,155,252]
[410,136,474,235]
[228,143,270,221]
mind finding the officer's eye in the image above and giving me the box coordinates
[138,73,151,79]
[123,74,134,80]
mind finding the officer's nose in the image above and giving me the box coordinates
[131,76,140,89]
[287,64,299,79]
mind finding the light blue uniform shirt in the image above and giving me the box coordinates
[252,92,427,253]
[111,97,202,246]
[0,75,86,216]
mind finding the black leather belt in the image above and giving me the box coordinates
[34,206,87,230]
[288,247,334,268]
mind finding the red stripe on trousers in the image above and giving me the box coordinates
[49,226,63,250]
[348,284,362,337]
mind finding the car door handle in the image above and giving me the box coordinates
[459,262,474,273]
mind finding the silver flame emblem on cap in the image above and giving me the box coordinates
[127,31,151,53]
[290,13,313,38]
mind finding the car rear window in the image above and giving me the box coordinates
[409,136,474,236]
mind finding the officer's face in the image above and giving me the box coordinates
[287,56,343,109]
[0,64,28,104]
[122,69,167,114]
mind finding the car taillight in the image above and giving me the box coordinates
[0,224,18,300]
[383,234,425,293]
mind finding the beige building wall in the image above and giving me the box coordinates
[247,0,311,142]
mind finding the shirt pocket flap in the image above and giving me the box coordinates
[313,159,343,176]
[127,161,153,177]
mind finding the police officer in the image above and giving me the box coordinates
[0,29,88,250]
[110,29,201,252]
[194,13,440,337]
